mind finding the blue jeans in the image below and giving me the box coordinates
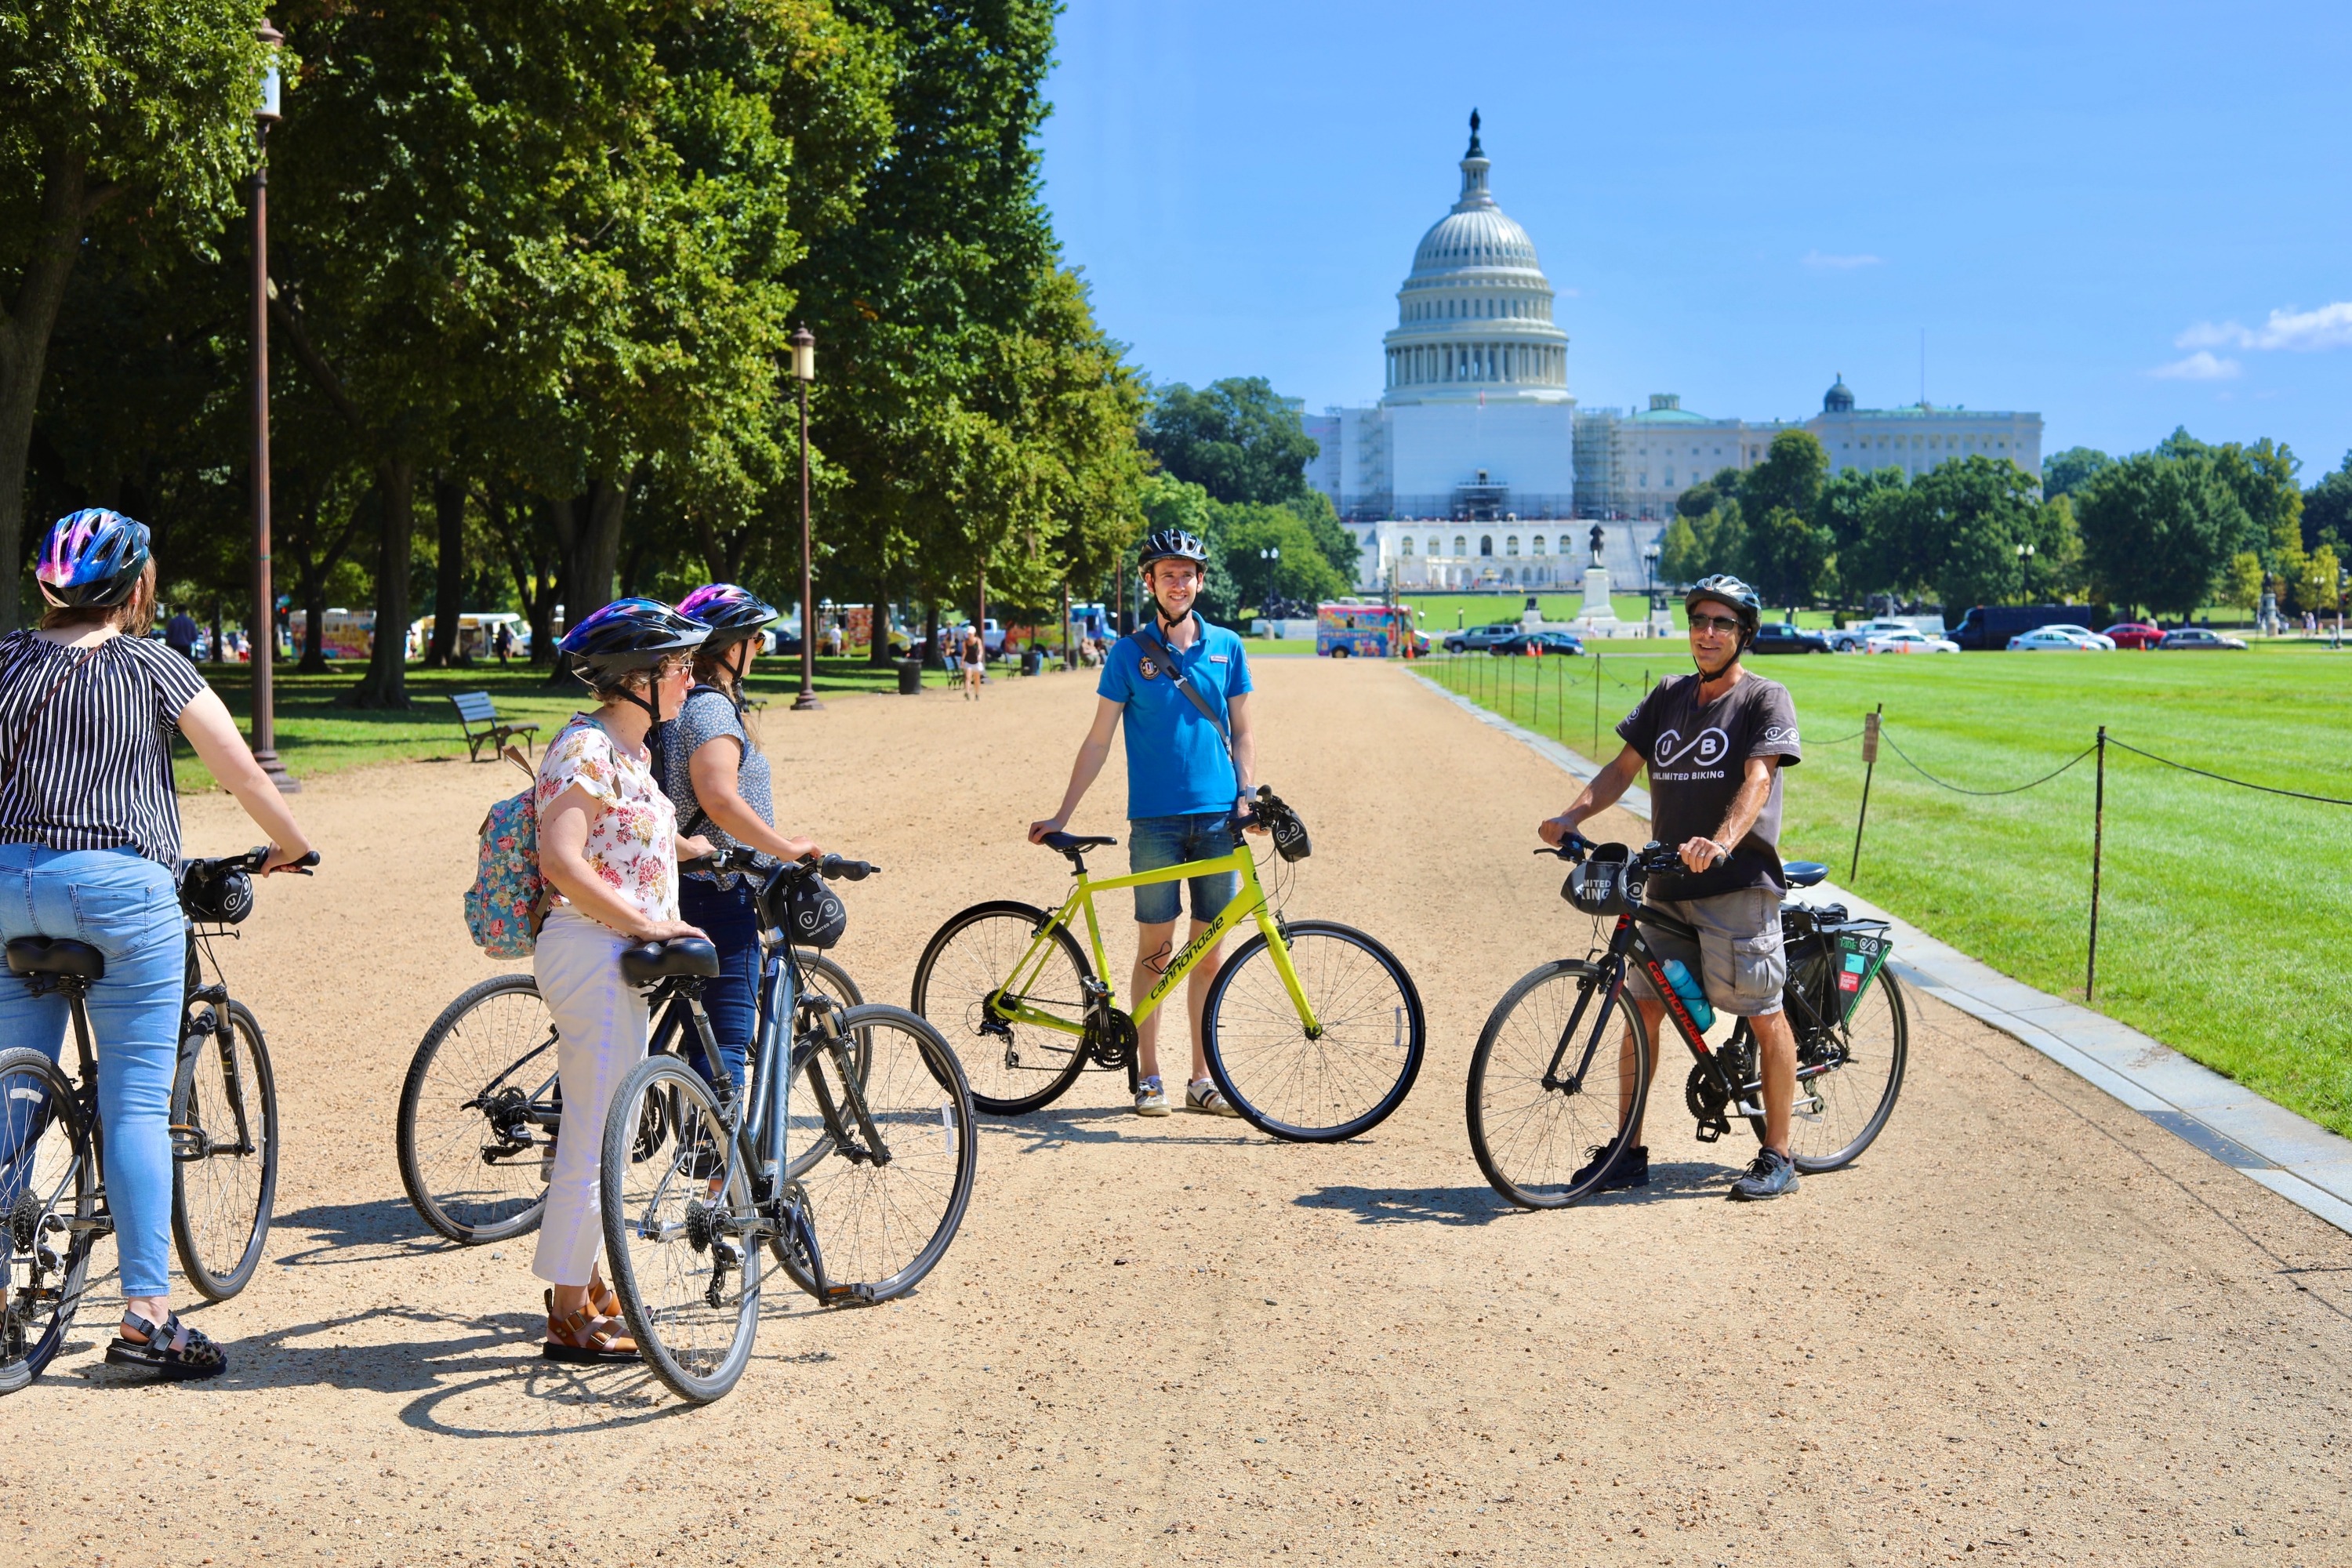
[1127,814,1240,925]
[670,876,761,1091]
[0,844,185,1299]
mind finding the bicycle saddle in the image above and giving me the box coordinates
[6,936,105,981]
[1782,861,1828,889]
[619,936,720,985]
[1039,832,1116,855]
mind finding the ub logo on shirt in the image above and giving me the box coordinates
[1651,726,1730,773]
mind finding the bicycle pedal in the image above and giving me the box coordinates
[1693,1116,1727,1143]
[819,1283,880,1308]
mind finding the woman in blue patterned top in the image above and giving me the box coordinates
[665,585,820,1093]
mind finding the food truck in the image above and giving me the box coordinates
[1316,601,1423,658]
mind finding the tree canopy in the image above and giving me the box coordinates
[1140,377,1319,506]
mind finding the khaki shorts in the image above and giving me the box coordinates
[1626,886,1787,1018]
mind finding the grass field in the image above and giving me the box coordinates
[1429,643,2352,1138]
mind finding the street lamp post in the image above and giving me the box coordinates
[249,20,296,791]
[789,326,820,711]
[2016,540,2036,602]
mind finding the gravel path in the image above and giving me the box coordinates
[5,658,2346,1566]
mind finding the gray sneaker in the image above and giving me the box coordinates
[1728,1147,1798,1201]
[1134,1075,1171,1116]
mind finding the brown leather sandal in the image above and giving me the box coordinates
[541,1295,640,1365]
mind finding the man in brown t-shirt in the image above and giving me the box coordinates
[1537,574,1806,1200]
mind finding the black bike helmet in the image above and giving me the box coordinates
[1138,528,1210,570]
[37,509,151,610]
[674,583,778,651]
[1684,574,1762,652]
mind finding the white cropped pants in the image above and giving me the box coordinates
[531,907,650,1287]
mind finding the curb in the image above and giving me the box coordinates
[1410,670,2352,1238]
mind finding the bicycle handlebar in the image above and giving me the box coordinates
[1535,837,1718,873]
[681,847,880,885]
[191,846,320,877]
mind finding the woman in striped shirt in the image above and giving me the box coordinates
[0,510,315,1381]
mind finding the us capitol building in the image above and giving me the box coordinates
[1305,114,2045,593]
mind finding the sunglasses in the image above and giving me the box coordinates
[1688,614,1743,637]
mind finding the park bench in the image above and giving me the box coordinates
[448,691,540,764]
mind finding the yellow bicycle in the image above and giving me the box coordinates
[910,788,1425,1142]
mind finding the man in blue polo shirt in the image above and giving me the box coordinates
[1031,528,1258,1116]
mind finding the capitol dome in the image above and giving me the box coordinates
[1381,111,1570,406]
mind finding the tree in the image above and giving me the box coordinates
[1813,466,1907,603]
[1744,506,1832,608]
[1907,456,2047,611]
[1657,516,1704,584]
[1739,430,1828,521]
[2218,551,2263,613]
[1140,378,1318,506]
[1214,505,1345,613]
[0,2,267,628]
[2304,452,2352,553]
[2042,447,2111,501]
[2074,452,2256,619]
[2205,436,2303,568]
[1279,489,1360,585]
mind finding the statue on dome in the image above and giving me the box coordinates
[1466,109,1482,157]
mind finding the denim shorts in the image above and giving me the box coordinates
[1127,813,1239,925]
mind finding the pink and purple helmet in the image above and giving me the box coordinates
[37,509,151,609]
[674,583,778,650]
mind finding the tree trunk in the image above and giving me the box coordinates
[542,477,628,686]
[923,600,940,673]
[347,459,417,708]
[424,472,465,666]
[0,148,96,632]
[869,539,895,666]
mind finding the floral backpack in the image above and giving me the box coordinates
[465,746,546,958]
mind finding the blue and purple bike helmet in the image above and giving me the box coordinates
[37,509,151,609]
[674,583,778,652]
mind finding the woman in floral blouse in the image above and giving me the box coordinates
[531,598,713,1363]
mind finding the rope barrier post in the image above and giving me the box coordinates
[1592,652,1602,758]
[2087,724,2107,1003]
[1849,703,1882,881]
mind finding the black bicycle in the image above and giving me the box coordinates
[601,850,977,1403]
[1467,837,1905,1208]
[397,910,863,1247]
[0,845,313,1392]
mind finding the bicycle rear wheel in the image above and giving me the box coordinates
[170,1001,278,1301]
[910,902,1092,1114]
[601,1055,759,1404]
[777,1005,976,1303]
[1467,960,1651,1209]
[797,952,862,1009]
[1787,967,1907,1173]
[0,1047,95,1395]
[1203,920,1425,1142]
[397,974,557,1244]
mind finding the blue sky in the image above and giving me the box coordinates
[1040,1,2352,477]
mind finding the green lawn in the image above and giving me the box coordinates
[1428,644,2352,1138]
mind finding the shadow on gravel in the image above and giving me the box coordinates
[975,1104,1259,1154]
[270,1196,448,1268]
[1294,1185,1513,1226]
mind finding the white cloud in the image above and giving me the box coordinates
[1802,251,1882,270]
[2150,350,2241,381]
[2176,301,2352,352]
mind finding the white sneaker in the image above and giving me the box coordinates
[1185,1079,1240,1117]
[1134,1076,1171,1116]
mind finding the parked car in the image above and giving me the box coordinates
[1949,603,2100,651]
[2102,622,2164,650]
[1867,629,1960,654]
[1494,629,1585,656]
[2036,622,2118,650]
[2007,628,2108,652]
[1825,617,1920,653]
[1443,622,1525,654]
[1751,622,1832,655]
[2156,626,2248,650]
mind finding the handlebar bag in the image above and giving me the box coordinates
[1564,856,1634,917]
[770,872,848,950]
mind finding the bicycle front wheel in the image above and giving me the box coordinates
[601,1055,759,1404]
[170,1001,278,1301]
[1203,920,1425,1142]
[778,1005,977,1303]
[1787,967,1907,1173]
[1467,960,1650,1208]
[0,1047,95,1395]
[910,902,1092,1115]
[397,974,557,1245]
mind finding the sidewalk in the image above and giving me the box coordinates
[1417,670,2352,1236]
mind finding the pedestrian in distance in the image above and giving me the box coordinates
[163,607,200,662]
[0,510,317,1379]
[1029,528,1261,1117]
[1537,573,1808,1201]
[528,598,715,1363]
[493,621,513,666]
[662,584,820,1097]
[961,625,985,701]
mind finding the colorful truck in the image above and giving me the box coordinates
[1316,602,1423,658]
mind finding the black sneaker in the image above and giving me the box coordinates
[1728,1147,1798,1201]
[1570,1143,1648,1192]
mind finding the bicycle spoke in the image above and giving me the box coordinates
[913,906,1091,1113]
[1208,924,1423,1141]
[400,978,559,1243]
[1469,963,1647,1207]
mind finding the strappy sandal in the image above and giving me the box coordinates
[541,1298,640,1365]
[105,1309,228,1381]
[543,1285,622,1323]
